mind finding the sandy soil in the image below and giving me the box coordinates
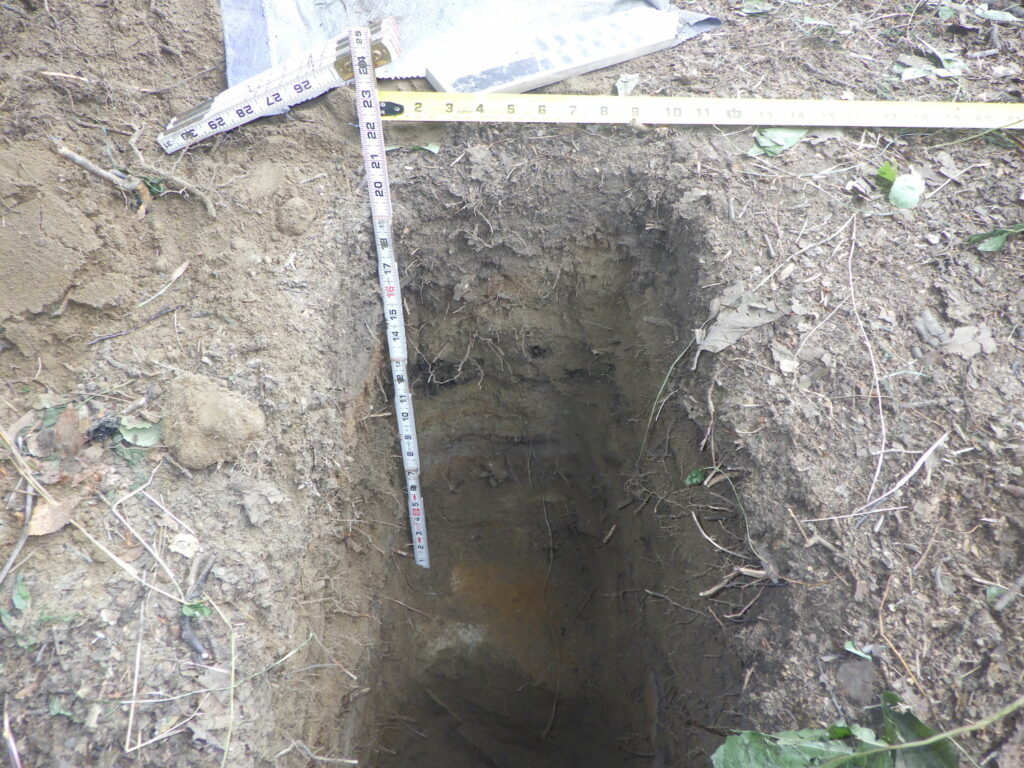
[1,1,1023,766]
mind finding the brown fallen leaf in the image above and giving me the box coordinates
[53,406,86,458]
[14,680,39,700]
[27,495,81,536]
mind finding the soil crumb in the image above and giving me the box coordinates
[163,372,266,468]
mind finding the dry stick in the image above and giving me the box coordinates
[208,598,236,768]
[2,696,22,768]
[51,142,140,193]
[689,509,749,560]
[86,303,182,346]
[125,702,204,752]
[128,128,217,218]
[119,634,314,706]
[137,260,190,308]
[107,501,184,600]
[819,690,1024,768]
[0,488,33,590]
[845,216,888,501]
[802,432,950,524]
[643,589,706,618]
[125,593,148,752]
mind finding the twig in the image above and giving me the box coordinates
[644,589,706,617]
[52,142,138,191]
[86,303,183,346]
[800,504,907,525]
[124,592,148,751]
[274,741,358,764]
[120,634,314,706]
[2,697,22,768]
[106,499,184,600]
[381,597,436,622]
[845,216,887,500]
[208,598,235,768]
[51,141,151,216]
[846,432,948,518]
[690,509,750,560]
[137,260,189,308]
[0,488,33,590]
[129,128,217,218]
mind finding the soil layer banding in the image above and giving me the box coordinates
[349,162,743,766]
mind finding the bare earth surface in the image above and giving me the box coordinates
[1,1,1023,766]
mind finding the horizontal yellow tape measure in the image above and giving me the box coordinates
[378,91,1024,130]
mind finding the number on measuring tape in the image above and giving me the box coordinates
[156,20,399,153]
[377,92,1024,131]
[349,26,430,569]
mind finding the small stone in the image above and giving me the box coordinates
[276,197,315,237]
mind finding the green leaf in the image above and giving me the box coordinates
[181,601,212,618]
[684,468,707,486]
[876,160,898,190]
[0,607,17,632]
[412,143,440,154]
[139,175,166,195]
[739,0,775,15]
[48,695,77,720]
[888,172,925,209]
[937,3,956,20]
[117,415,161,447]
[748,127,808,156]
[967,223,1024,252]
[41,405,67,428]
[712,729,855,768]
[844,639,873,660]
[985,585,1008,606]
[113,442,146,467]
[880,692,958,767]
[12,574,30,611]
[37,612,74,624]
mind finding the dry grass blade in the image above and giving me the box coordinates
[0,425,186,604]
[3,697,23,768]
[137,260,190,308]
[845,216,888,501]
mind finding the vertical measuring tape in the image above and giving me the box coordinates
[349,27,429,568]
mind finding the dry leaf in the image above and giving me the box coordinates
[14,680,39,700]
[27,495,80,536]
[169,532,200,558]
[697,294,783,354]
[941,325,996,359]
[53,406,85,458]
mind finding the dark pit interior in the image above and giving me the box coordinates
[351,163,746,766]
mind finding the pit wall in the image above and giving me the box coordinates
[334,150,746,765]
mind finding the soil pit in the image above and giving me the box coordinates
[349,159,744,766]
